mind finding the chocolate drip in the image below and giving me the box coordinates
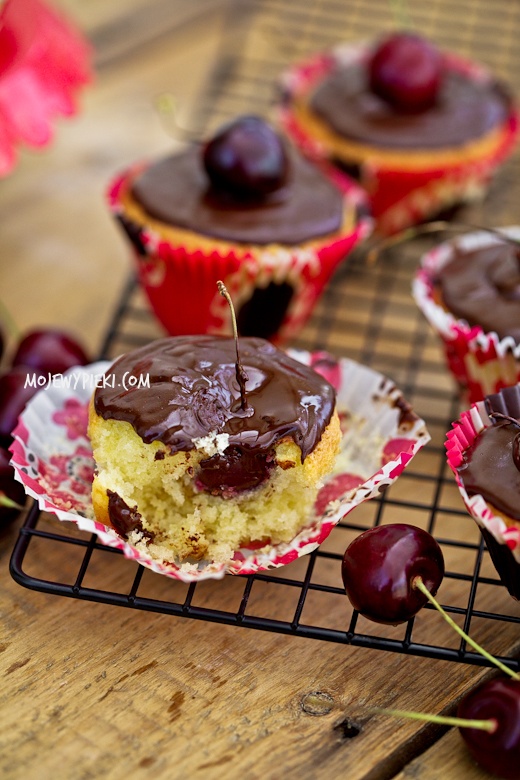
[310,65,511,150]
[436,241,520,341]
[130,146,344,245]
[94,336,336,463]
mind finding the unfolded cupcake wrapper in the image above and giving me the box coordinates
[107,166,373,345]
[10,354,429,583]
[413,227,520,405]
[446,385,520,599]
[278,43,519,235]
[0,0,92,176]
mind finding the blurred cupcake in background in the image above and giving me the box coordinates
[0,0,92,176]
[277,32,518,236]
[108,115,372,345]
[413,227,520,405]
[446,384,520,600]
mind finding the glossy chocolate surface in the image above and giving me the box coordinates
[130,145,345,245]
[310,64,510,149]
[456,420,520,521]
[436,240,520,341]
[94,336,336,495]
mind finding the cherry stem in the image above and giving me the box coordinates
[389,0,412,29]
[413,576,519,680]
[0,492,24,510]
[371,706,496,733]
[154,92,202,145]
[217,281,249,410]
[366,220,520,265]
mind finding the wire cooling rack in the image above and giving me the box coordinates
[9,0,520,672]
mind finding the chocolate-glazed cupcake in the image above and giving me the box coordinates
[88,335,342,567]
[278,35,518,235]
[413,227,520,404]
[108,116,371,345]
[446,384,520,600]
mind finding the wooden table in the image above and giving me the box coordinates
[1,2,520,778]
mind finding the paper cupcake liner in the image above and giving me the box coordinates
[446,385,520,599]
[107,166,373,345]
[277,43,519,235]
[9,353,429,583]
[413,227,520,405]
[0,0,92,176]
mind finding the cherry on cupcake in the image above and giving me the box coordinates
[368,31,443,112]
[203,115,289,198]
[11,328,89,376]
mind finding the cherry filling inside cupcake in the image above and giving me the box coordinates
[195,444,276,498]
[107,490,154,540]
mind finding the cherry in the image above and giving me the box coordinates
[341,523,444,625]
[368,31,443,112]
[0,366,46,447]
[0,445,25,526]
[12,329,89,375]
[202,115,289,199]
[458,678,520,779]
[375,676,520,779]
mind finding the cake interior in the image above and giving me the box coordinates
[89,406,341,566]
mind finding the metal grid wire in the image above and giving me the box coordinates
[9,0,520,672]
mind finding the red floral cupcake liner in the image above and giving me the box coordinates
[413,227,520,405]
[0,0,92,176]
[446,386,520,599]
[107,164,373,345]
[278,43,519,236]
[10,353,429,582]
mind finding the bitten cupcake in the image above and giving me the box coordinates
[278,32,518,235]
[412,227,520,404]
[88,334,341,568]
[108,115,371,344]
[446,384,520,600]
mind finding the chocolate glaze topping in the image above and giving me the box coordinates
[436,240,520,341]
[94,336,337,495]
[130,146,345,245]
[456,422,520,521]
[310,64,510,149]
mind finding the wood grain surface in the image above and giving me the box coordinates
[1,2,520,779]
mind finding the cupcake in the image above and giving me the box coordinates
[108,115,372,344]
[10,348,429,581]
[278,32,518,235]
[88,335,342,568]
[412,227,520,405]
[446,384,520,600]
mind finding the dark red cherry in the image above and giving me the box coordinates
[0,367,46,447]
[368,32,443,112]
[12,329,89,375]
[202,115,289,198]
[341,523,445,625]
[458,678,520,779]
[0,445,25,526]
